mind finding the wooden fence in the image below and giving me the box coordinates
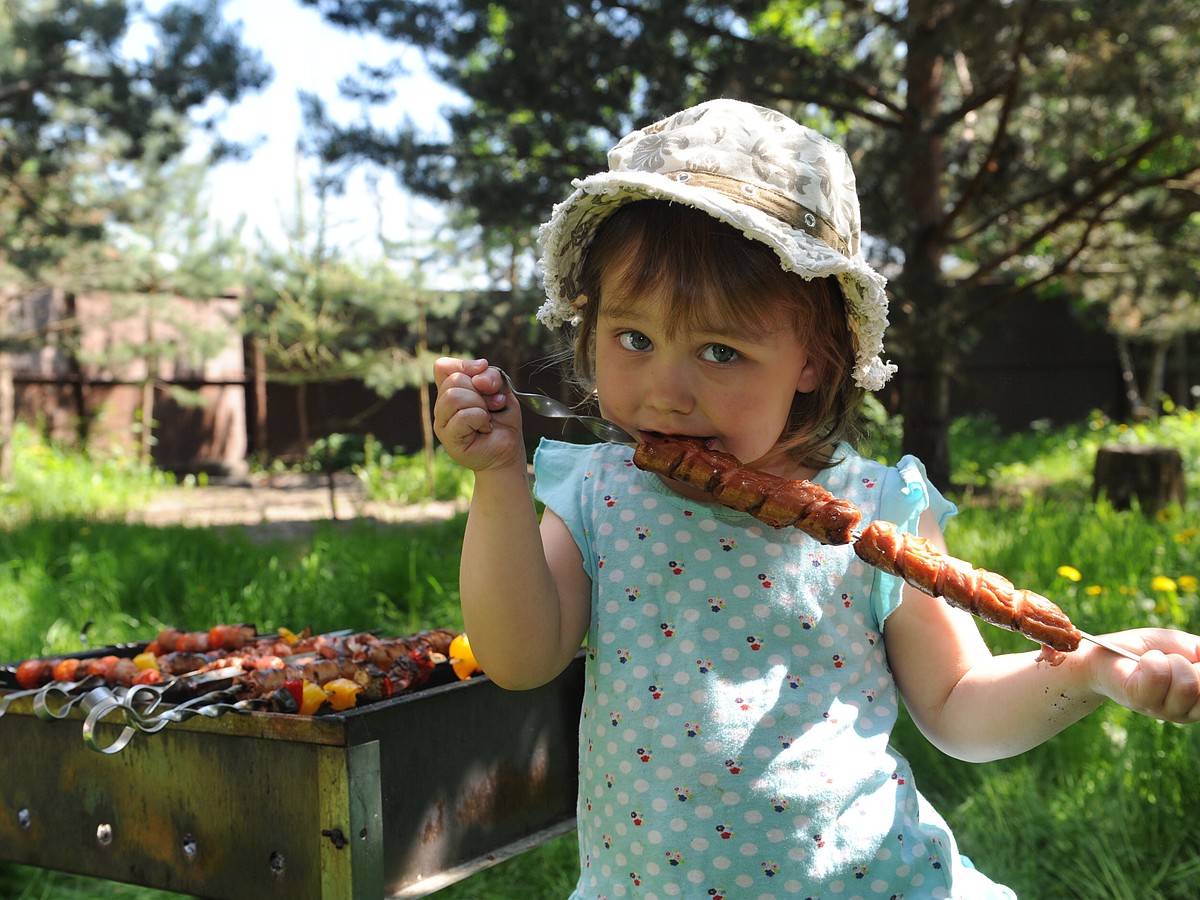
[7,287,1195,477]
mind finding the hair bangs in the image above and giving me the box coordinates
[597,203,800,340]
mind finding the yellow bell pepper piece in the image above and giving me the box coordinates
[299,680,328,715]
[448,633,482,680]
[133,651,160,671]
[323,677,362,712]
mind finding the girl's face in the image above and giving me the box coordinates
[594,269,820,487]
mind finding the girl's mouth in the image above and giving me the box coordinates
[639,430,720,452]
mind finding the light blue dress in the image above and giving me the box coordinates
[534,438,1017,899]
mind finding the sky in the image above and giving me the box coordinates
[137,0,463,258]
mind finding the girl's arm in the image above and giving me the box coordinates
[885,510,1200,763]
[433,357,591,690]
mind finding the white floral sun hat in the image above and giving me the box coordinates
[536,98,897,390]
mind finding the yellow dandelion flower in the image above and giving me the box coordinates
[1085,585,1104,596]
[1057,565,1082,583]
[1151,575,1178,593]
[1178,575,1198,593]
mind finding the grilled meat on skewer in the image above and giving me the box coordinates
[231,647,439,705]
[297,628,456,666]
[148,624,259,655]
[853,520,1083,653]
[632,435,862,545]
[7,625,459,717]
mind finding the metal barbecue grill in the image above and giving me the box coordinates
[0,644,585,898]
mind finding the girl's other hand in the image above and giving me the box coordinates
[1091,628,1200,724]
[433,357,525,472]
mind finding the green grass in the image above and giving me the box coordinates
[2,408,1200,897]
[0,424,172,527]
[0,516,469,656]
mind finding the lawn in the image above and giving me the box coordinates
[1,409,1199,899]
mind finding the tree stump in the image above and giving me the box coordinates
[1092,445,1186,515]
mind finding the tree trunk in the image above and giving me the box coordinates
[416,300,436,500]
[296,381,310,452]
[895,0,955,490]
[325,461,339,521]
[0,350,12,483]
[900,338,954,490]
[1145,340,1168,414]
[0,289,13,481]
[315,382,338,520]
[245,334,268,458]
[139,377,155,466]
[1170,334,1188,410]
[1115,334,1151,420]
[64,293,89,445]
[139,302,157,466]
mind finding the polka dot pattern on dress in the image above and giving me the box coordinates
[534,440,1015,900]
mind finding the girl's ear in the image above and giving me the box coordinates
[795,357,820,394]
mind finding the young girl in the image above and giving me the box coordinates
[433,100,1200,899]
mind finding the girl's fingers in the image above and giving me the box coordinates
[434,366,498,441]
[1126,650,1200,723]
[432,358,525,471]
[472,368,508,410]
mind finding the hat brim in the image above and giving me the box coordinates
[536,171,896,391]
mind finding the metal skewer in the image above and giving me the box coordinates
[495,367,637,445]
[0,684,52,717]
[81,687,139,755]
[32,676,102,720]
[1078,631,1142,662]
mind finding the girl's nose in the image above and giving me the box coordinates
[643,364,695,416]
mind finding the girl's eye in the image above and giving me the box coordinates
[700,344,740,364]
[618,331,653,352]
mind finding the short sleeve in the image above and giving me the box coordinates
[532,439,600,582]
[871,455,958,623]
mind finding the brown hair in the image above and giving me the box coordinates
[571,200,863,469]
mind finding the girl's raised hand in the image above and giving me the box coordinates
[1091,628,1200,724]
[432,357,524,472]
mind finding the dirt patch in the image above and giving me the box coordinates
[128,471,467,543]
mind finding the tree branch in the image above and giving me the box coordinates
[936,0,1038,241]
[953,131,1175,254]
[604,0,909,122]
[967,138,1173,285]
[961,197,1116,326]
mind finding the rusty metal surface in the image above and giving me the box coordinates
[349,656,584,896]
[0,651,585,898]
[0,705,378,897]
